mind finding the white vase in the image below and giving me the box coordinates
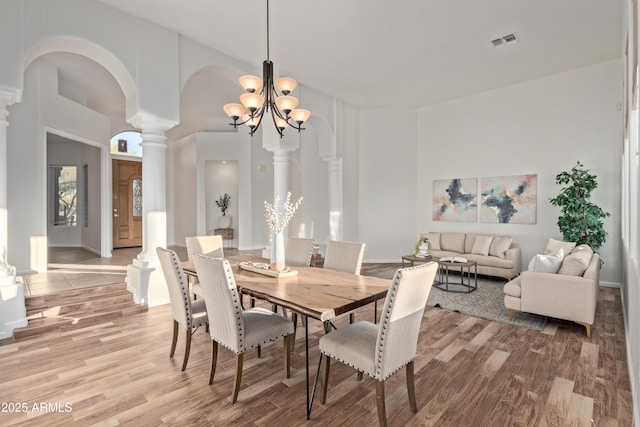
[270,232,285,272]
[218,215,231,229]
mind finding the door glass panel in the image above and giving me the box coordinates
[133,179,142,217]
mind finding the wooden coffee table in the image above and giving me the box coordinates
[401,254,433,267]
[433,258,478,293]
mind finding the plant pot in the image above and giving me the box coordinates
[218,216,231,229]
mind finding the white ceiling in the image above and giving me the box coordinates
[46,0,624,120]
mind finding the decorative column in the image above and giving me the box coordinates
[126,114,176,306]
[0,89,26,339]
[324,155,343,241]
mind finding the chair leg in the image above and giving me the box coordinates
[376,380,388,427]
[576,322,592,337]
[406,361,417,413]
[349,312,355,324]
[357,371,363,381]
[291,313,298,352]
[181,329,192,371]
[508,309,520,320]
[284,335,291,378]
[320,354,331,405]
[232,353,244,404]
[209,341,218,385]
[170,320,179,358]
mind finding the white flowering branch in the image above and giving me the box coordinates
[264,192,303,234]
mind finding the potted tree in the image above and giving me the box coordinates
[549,161,610,251]
[216,193,231,228]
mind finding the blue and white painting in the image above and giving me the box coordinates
[432,178,477,222]
[480,174,537,224]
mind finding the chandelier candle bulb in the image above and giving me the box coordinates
[275,77,297,95]
[240,93,264,112]
[275,96,298,114]
[239,75,262,92]
[223,103,246,121]
[290,109,311,125]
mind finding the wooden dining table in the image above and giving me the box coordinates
[181,254,391,419]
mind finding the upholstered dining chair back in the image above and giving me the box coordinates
[186,235,224,261]
[192,254,244,352]
[323,240,365,275]
[156,246,208,371]
[317,261,438,426]
[375,261,438,380]
[285,237,314,267]
[157,247,198,330]
[192,254,294,403]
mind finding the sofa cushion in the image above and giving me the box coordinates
[423,232,441,250]
[440,233,465,253]
[489,236,512,259]
[544,238,576,255]
[527,248,564,273]
[471,235,493,256]
[558,244,593,276]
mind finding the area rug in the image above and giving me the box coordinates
[366,267,547,331]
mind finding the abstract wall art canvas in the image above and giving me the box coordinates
[480,174,537,224]
[432,178,477,222]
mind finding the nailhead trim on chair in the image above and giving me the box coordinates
[169,249,196,330]
[321,262,433,382]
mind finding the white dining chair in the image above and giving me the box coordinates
[316,261,438,427]
[192,254,294,403]
[322,240,366,324]
[185,235,224,298]
[285,237,314,267]
[156,247,208,371]
[323,240,365,275]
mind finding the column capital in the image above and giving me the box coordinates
[0,86,22,107]
[127,113,177,134]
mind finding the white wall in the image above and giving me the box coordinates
[417,59,623,285]
[358,109,418,261]
[81,141,101,253]
[194,132,257,250]
[8,57,111,273]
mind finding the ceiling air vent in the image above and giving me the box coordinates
[491,33,518,48]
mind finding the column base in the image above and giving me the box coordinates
[0,277,27,339]
[126,258,170,307]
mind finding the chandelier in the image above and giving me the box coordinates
[223,0,311,138]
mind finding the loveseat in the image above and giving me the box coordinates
[503,240,600,337]
[422,232,521,280]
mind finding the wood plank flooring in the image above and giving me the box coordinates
[0,266,633,426]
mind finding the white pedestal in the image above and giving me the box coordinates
[0,276,27,339]
[126,258,169,307]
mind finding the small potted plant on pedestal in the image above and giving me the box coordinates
[216,193,231,228]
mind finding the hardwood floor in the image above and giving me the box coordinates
[0,259,633,426]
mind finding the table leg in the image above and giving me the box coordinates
[305,315,311,419]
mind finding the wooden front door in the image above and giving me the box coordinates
[112,159,143,248]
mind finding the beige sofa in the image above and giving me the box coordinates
[422,232,521,280]
[503,244,600,337]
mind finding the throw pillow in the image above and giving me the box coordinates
[471,235,493,256]
[489,236,513,259]
[424,232,441,250]
[558,245,593,276]
[440,233,465,253]
[527,248,564,273]
[544,238,576,255]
